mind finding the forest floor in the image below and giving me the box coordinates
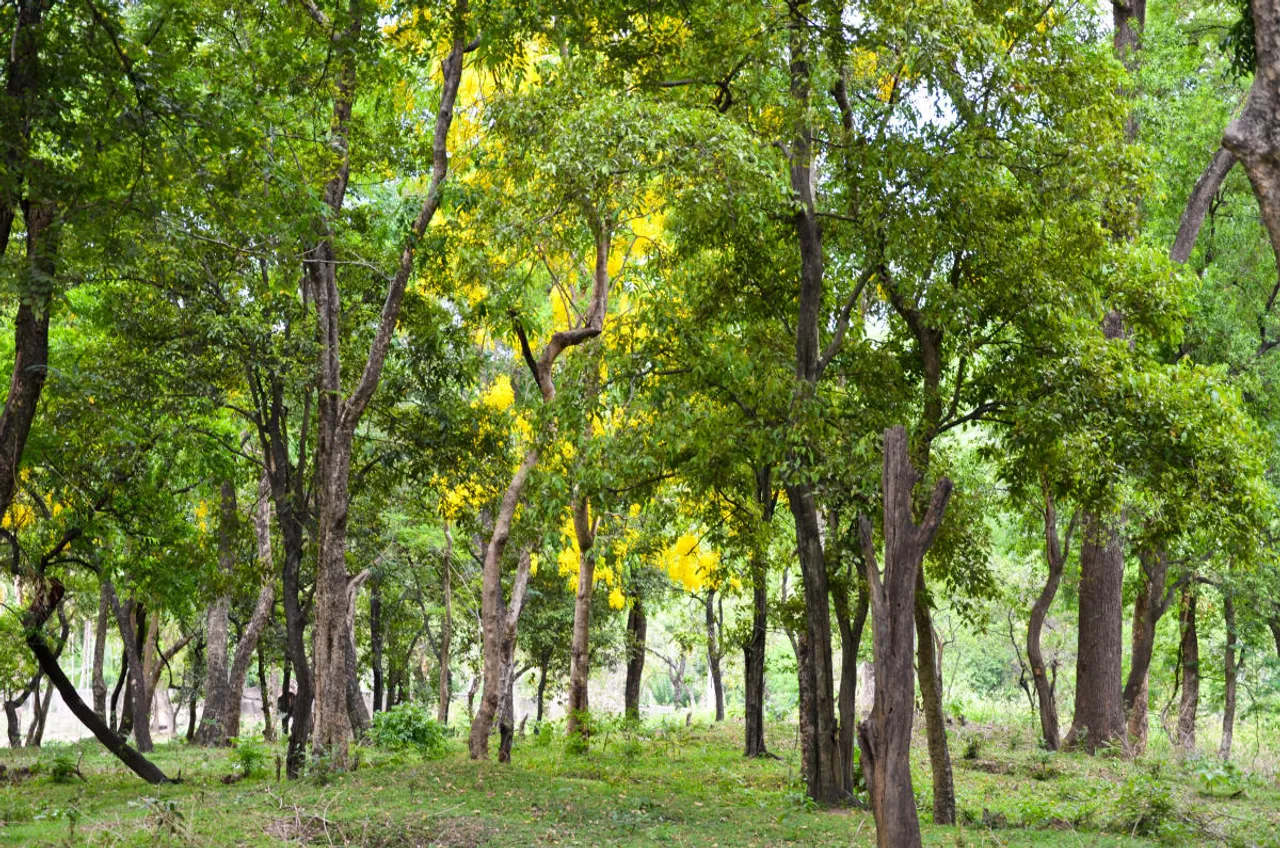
[1,717,1278,846]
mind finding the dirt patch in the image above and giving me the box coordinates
[960,759,1012,775]
[264,813,491,847]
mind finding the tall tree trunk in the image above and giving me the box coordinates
[469,549,534,760]
[1124,547,1177,753]
[624,597,646,721]
[833,578,868,791]
[438,524,453,725]
[744,465,775,757]
[110,650,128,735]
[92,582,110,722]
[1220,590,1237,761]
[370,575,383,714]
[704,589,724,722]
[566,496,596,739]
[223,482,276,741]
[25,676,52,748]
[1065,515,1126,752]
[106,588,154,753]
[1029,489,1073,751]
[4,681,31,748]
[914,574,954,824]
[1177,585,1199,753]
[259,644,276,743]
[535,654,549,726]
[793,630,815,790]
[196,480,237,746]
[344,570,372,740]
[858,426,953,848]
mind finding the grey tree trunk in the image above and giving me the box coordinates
[1177,585,1199,753]
[1028,489,1073,751]
[1220,591,1237,761]
[438,524,453,725]
[1065,515,1126,752]
[858,426,953,848]
[92,583,110,722]
[195,480,237,746]
[624,598,646,721]
[704,589,724,722]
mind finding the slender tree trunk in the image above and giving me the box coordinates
[744,565,768,757]
[106,589,154,753]
[343,570,372,740]
[535,656,548,726]
[438,524,453,725]
[858,426,953,848]
[22,580,171,783]
[470,550,534,760]
[110,650,127,734]
[92,582,110,722]
[1220,591,1237,760]
[624,598,646,721]
[1029,490,1072,751]
[793,630,815,790]
[25,676,52,748]
[833,578,867,790]
[259,644,276,742]
[1065,515,1126,752]
[280,516,311,777]
[1124,548,1176,753]
[1177,585,1199,753]
[703,589,724,722]
[566,498,596,739]
[914,574,954,824]
[4,685,29,748]
[370,576,383,714]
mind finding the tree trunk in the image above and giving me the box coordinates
[858,426,953,848]
[833,575,867,792]
[793,630,815,791]
[196,481,237,746]
[110,649,128,734]
[106,588,154,753]
[26,676,52,748]
[534,656,548,726]
[92,582,110,722]
[566,498,596,739]
[624,598,646,721]
[1029,490,1072,751]
[370,576,383,714]
[1220,591,1237,761]
[914,575,954,824]
[469,549,534,759]
[704,589,724,722]
[1177,585,1199,753]
[343,570,372,741]
[1065,515,1126,752]
[1124,548,1178,753]
[438,524,453,725]
[22,579,171,783]
[259,644,276,743]
[744,564,768,757]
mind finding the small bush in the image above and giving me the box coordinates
[366,703,447,758]
[230,739,267,778]
[1115,774,1191,842]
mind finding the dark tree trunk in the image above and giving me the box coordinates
[793,630,815,791]
[1065,516,1126,752]
[26,676,52,748]
[106,589,154,753]
[22,580,171,783]
[1029,489,1073,751]
[858,426,953,848]
[92,582,110,721]
[196,480,237,746]
[1123,548,1178,752]
[258,643,275,743]
[1177,585,1199,753]
[110,650,128,734]
[744,465,775,758]
[832,564,867,794]
[498,664,518,763]
[280,515,311,778]
[914,575,954,824]
[4,690,27,747]
[1220,591,1237,760]
[370,575,383,713]
[624,598,646,720]
[470,550,533,760]
[704,589,724,722]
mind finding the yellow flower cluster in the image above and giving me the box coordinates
[481,375,515,412]
[654,533,718,593]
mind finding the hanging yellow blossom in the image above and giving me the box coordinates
[481,375,515,411]
[608,586,626,609]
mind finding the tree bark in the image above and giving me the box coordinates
[438,524,453,725]
[1064,515,1126,752]
[1220,590,1237,760]
[833,576,868,791]
[223,478,276,741]
[914,572,954,824]
[534,656,549,726]
[22,578,171,783]
[259,644,276,743]
[703,588,724,722]
[1029,489,1073,751]
[1123,547,1178,752]
[745,465,775,758]
[624,597,646,721]
[106,588,154,753]
[345,569,372,740]
[92,581,110,722]
[370,574,383,714]
[1177,585,1199,753]
[858,426,953,848]
[25,676,52,748]
[196,480,237,746]
[1171,148,1236,264]
[469,549,534,760]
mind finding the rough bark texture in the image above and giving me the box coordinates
[1171,147,1236,264]
[370,575,383,714]
[566,498,596,738]
[345,570,372,740]
[1222,1,1280,287]
[1177,585,1199,753]
[1220,591,1237,761]
[306,1,467,771]
[624,598,646,721]
[222,478,276,741]
[471,220,612,759]
[106,589,154,753]
[1123,548,1177,752]
[1064,516,1126,752]
[468,550,533,761]
[195,481,237,746]
[744,466,775,758]
[858,426,953,848]
[1029,490,1073,751]
[833,575,867,792]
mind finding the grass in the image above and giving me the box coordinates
[1,717,1278,846]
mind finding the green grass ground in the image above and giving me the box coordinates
[1,718,1278,846]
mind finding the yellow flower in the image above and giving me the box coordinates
[608,586,626,610]
[481,375,515,411]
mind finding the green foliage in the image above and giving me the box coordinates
[366,704,447,758]
[228,739,267,779]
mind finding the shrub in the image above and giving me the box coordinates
[230,739,267,778]
[366,703,447,758]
